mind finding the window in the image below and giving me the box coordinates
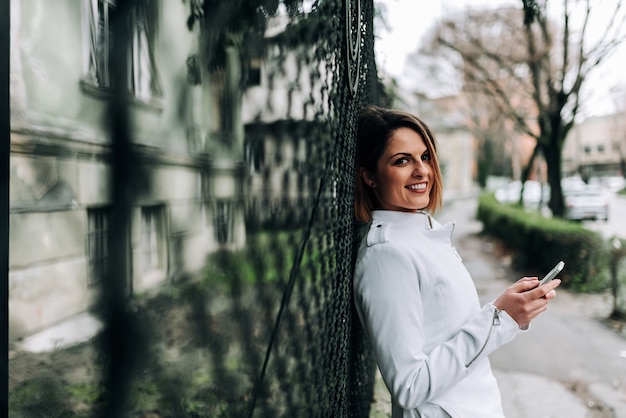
[87,208,109,285]
[130,8,162,99]
[245,37,263,87]
[244,137,265,174]
[141,205,165,273]
[82,0,162,98]
[83,0,114,88]
[214,201,234,244]
[247,57,262,87]
[597,144,605,153]
[583,145,591,155]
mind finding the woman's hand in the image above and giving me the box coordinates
[493,277,561,328]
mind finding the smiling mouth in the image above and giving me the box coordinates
[406,183,427,191]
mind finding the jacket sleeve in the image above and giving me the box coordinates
[353,243,521,410]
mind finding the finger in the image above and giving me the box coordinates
[513,278,540,292]
[548,278,562,289]
[518,302,548,326]
[531,279,561,299]
[543,279,561,299]
[541,279,562,293]
[531,302,549,317]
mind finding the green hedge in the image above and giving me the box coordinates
[476,193,609,291]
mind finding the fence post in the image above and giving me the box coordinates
[1,0,10,414]
[609,237,626,319]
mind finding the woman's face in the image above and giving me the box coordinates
[369,127,433,212]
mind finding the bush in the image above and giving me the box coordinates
[477,193,609,292]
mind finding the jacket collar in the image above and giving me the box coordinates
[370,210,455,242]
[371,210,433,230]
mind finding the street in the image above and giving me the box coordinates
[369,195,626,418]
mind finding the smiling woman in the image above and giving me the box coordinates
[365,127,434,212]
[354,107,443,222]
[352,105,563,418]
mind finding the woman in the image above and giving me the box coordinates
[353,106,561,418]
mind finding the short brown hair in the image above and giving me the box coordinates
[354,105,443,222]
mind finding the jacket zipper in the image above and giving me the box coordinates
[466,308,501,368]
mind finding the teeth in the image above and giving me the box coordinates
[407,184,426,191]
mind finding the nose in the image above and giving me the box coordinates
[412,160,427,176]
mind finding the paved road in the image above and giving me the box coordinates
[370,195,626,418]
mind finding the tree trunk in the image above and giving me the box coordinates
[545,135,564,217]
[518,144,540,206]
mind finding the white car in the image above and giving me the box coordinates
[561,176,586,193]
[564,187,609,221]
[495,180,549,207]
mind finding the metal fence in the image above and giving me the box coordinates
[8,0,386,417]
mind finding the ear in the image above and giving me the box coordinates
[360,168,376,188]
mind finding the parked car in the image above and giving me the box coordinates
[561,175,586,193]
[495,180,549,207]
[495,180,522,203]
[588,175,626,193]
[564,187,609,221]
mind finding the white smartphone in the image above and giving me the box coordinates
[539,261,565,286]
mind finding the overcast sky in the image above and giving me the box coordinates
[374,0,516,79]
[375,0,626,117]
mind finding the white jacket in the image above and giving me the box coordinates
[353,210,523,418]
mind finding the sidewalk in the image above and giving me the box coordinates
[369,196,626,418]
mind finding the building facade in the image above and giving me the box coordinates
[563,112,626,179]
[9,0,246,340]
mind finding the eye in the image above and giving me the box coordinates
[393,156,410,165]
[421,153,431,162]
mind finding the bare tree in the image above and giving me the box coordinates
[610,86,626,177]
[414,0,626,217]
